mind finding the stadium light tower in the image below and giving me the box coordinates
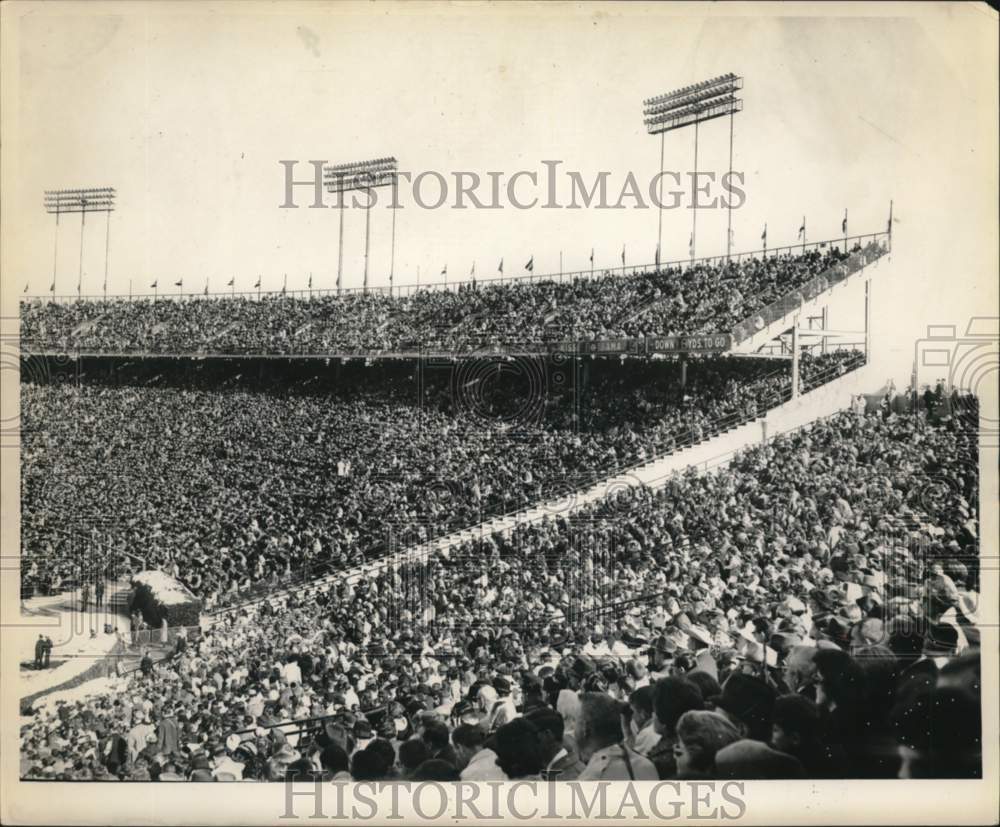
[324,157,398,295]
[643,74,742,262]
[44,188,116,300]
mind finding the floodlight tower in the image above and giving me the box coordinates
[324,157,398,294]
[44,188,116,300]
[643,74,743,263]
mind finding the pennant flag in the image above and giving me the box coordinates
[281,274,287,294]
[498,258,503,274]
[204,282,209,296]
[655,243,660,266]
[227,277,235,287]
[525,256,533,272]
[151,280,158,289]
[23,283,28,293]
[688,233,694,255]
[49,282,55,293]
[254,276,261,289]
[470,261,476,276]
[887,201,894,233]
[308,273,313,289]
[174,278,183,287]
[842,209,848,235]
[441,264,447,276]
[798,217,806,239]
[761,224,767,246]
[621,244,626,266]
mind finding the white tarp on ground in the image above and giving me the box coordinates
[131,570,196,606]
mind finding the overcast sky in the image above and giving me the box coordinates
[2,1,997,383]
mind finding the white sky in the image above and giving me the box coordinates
[2,1,998,384]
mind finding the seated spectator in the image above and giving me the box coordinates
[672,710,741,779]
[771,694,847,778]
[395,739,431,781]
[493,719,544,781]
[647,677,705,779]
[525,709,585,781]
[710,674,776,742]
[575,693,657,781]
[715,739,806,780]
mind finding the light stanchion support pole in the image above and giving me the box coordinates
[363,195,371,294]
[52,208,60,297]
[726,108,734,261]
[337,196,345,295]
[78,209,86,301]
[657,131,665,265]
[104,209,111,299]
[389,174,397,296]
[691,120,699,263]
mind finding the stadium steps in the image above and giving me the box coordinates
[208,360,876,618]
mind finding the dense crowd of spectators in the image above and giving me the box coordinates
[20,350,861,604]
[20,244,884,355]
[20,404,981,781]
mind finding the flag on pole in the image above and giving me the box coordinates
[842,209,848,235]
[254,276,261,289]
[621,245,626,266]
[174,278,183,287]
[151,280,158,289]
[589,248,594,264]
[887,201,894,234]
[688,233,694,256]
[204,281,209,296]
[227,277,235,287]
[23,283,28,293]
[761,224,767,248]
[441,264,447,276]
[525,256,534,272]
[470,261,475,276]
[798,217,806,239]
[655,243,660,266]
[282,274,287,294]
[498,258,503,274]
[308,273,313,289]
[49,281,55,293]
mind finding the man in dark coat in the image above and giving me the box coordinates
[34,635,45,669]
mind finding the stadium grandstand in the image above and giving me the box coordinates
[17,217,984,786]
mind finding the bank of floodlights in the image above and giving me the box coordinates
[43,187,117,300]
[643,74,743,262]
[325,157,399,294]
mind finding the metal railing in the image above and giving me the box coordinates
[731,234,889,343]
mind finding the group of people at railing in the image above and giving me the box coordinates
[19,403,980,781]
[20,241,887,356]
